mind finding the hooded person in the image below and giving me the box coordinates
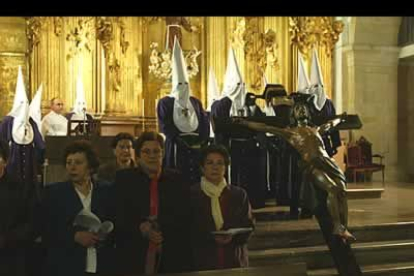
[262,75,276,117]
[0,66,45,195]
[29,84,44,138]
[210,48,266,209]
[309,48,327,111]
[66,72,94,135]
[259,83,302,217]
[206,67,221,139]
[157,37,210,184]
[297,51,311,94]
[309,48,341,157]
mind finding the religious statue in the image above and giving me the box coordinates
[234,101,355,243]
[165,17,198,50]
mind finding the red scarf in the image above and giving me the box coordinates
[145,175,162,274]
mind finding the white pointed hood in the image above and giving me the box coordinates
[262,74,275,116]
[169,37,198,133]
[29,83,43,136]
[7,66,33,145]
[206,67,221,112]
[297,52,311,94]
[222,48,246,117]
[72,71,88,119]
[310,48,327,111]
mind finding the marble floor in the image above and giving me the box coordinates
[253,182,414,232]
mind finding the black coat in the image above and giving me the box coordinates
[0,173,36,276]
[114,167,192,275]
[41,181,114,276]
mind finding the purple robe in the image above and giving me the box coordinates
[157,96,210,184]
[190,184,254,271]
[211,97,267,209]
[0,116,45,199]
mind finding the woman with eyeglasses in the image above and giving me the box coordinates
[114,131,192,275]
[96,132,136,184]
[190,144,254,271]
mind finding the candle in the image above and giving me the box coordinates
[155,97,159,131]
[142,98,145,118]
[142,98,145,132]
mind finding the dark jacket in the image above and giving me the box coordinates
[41,181,114,276]
[114,166,192,275]
[190,184,254,271]
[0,173,36,276]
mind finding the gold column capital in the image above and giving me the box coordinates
[25,17,45,54]
[289,16,344,57]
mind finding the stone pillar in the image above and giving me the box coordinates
[342,17,402,181]
[398,61,414,182]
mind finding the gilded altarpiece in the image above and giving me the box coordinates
[0,17,343,122]
[0,17,28,118]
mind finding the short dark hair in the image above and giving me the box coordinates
[111,132,135,149]
[200,144,230,167]
[134,131,165,157]
[0,140,9,162]
[63,140,100,173]
[50,97,60,106]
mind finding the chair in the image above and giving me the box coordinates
[344,136,385,184]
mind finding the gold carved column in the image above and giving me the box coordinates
[96,17,131,116]
[0,17,28,118]
[263,17,289,89]
[289,17,343,98]
[27,17,102,115]
[205,17,227,105]
[229,17,281,95]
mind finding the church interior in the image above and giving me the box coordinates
[1,16,414,276]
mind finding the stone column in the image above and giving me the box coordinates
[342,17,402,181]
[398,60,414,182]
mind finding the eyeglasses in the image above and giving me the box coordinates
[205,160,226,167]
[141,148,163,156]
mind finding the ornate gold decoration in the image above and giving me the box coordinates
[148,42,201,80]
[117,18,129,55]
[108,56,121,93]
[142,17,162,26]
[289,17,344,56]
[26,17,44,54]
[53,17,63,37]
[264,29,279,69]
[96,17,114,56]
[231,18,246,48]
[232,18,279,90]
[66,18,93,59]
[0,56,26,117]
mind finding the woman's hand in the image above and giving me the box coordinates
[74,231,99,247]
[140,221,163,245]
[214,234,232,245]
